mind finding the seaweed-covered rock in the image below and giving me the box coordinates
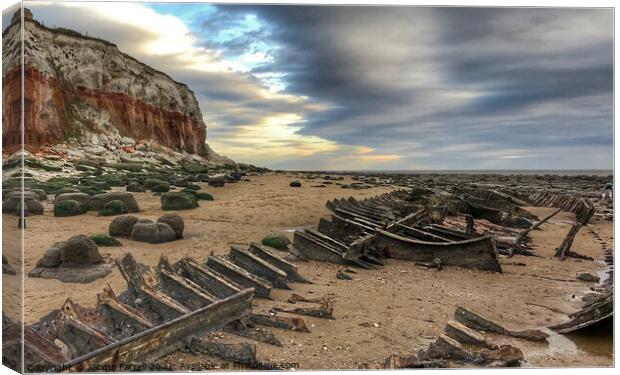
[182,162,209,173]
[98,200,129,216]
[109,215,139,237]
[20,188,47,201]
[196,192,214,201]
[207,174,226,187]
[126,181,145,192]
[171,177,189,187]
[290,181,302,187]
[90,192,140,212]
[2,191,45,215]
[59,235,103,265]
[110,163,143,172]
[145,178,166,189]
[161,192,199,210]
[55,192,92,210]
[129,222,176,243]
[157,213,184,239]
[151,181,170,193]
[90,234,122,247]
[54,199,87,217]
[261,234,291,251]
[36,243,62,268]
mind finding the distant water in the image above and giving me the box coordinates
[310,169,613,176]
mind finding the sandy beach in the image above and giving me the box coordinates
[2,173,613,368]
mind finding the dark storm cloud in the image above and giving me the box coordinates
[205,5,613,169]
[22,2,613,169]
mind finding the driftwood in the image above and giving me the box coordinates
[445,320,498,349]
[517,208,562,242]
[550,293,613,334]
[454,305,549,341]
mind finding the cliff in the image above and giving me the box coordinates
[2,8,218,158]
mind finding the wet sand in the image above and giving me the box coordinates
[2,173,614,368]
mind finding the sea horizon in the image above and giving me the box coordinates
[285,169,614,176]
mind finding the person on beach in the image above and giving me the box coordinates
[601,182,613,200]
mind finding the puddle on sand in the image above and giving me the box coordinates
[562,318,614,359]
[525,322,614,366]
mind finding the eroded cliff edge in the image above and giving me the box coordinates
[2,8,226,163]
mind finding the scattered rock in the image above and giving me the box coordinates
[98,199,129,216]
[55,192,92,210]
[145,178,169,192]
[261,234,291,251]
[2,255,16,275]
[126,181,145,192]
[59,235,103,266]
[91,192,140,212]
[109,215,139,237]
[336,270,353,280]
[576,272,600,282]
[157,213,184,239]
[36,243,63,268]
[207,174,226,187]
[196,192,214,201]
[289,181,302,187]
[161,192,199,210]
[54,199,87,217]
[2,191,44,215]
[129,221,176,243]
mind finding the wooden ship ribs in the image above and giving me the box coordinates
[3,245,314,372]
[3,186,612,370]
[292,190,504,273]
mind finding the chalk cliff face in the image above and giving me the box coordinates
[2,9,216,158]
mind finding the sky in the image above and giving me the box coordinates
[8,2,614,170]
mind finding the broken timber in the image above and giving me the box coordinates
[550,293,613,334]
[454,305,549,341]
[4,245,313,372]
[375,230,502,272]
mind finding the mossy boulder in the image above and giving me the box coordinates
[110,163,143,172]
[90,192,140,212]
[186,184,202,190]
[157,213,184,239]
[161,192,199,211]
[145,178,169,192]
[55,192,92,210]
[151,182,170,193]
[54,199,87,217]
[90,234,122,247]
[129,222,176,243]
[3,191,44,215]
[98,200,129,216]
[59,235,103,265]
[36,243,62,268]
[109,215,139,237]
[261,234,291,251]
[171,177,189,187]
[196,192,214,201]
[182,162,209,173]
[126,182,145,192]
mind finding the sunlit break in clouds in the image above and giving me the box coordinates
[23,2,613,170]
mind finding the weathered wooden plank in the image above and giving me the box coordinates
[63,289,254,371]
